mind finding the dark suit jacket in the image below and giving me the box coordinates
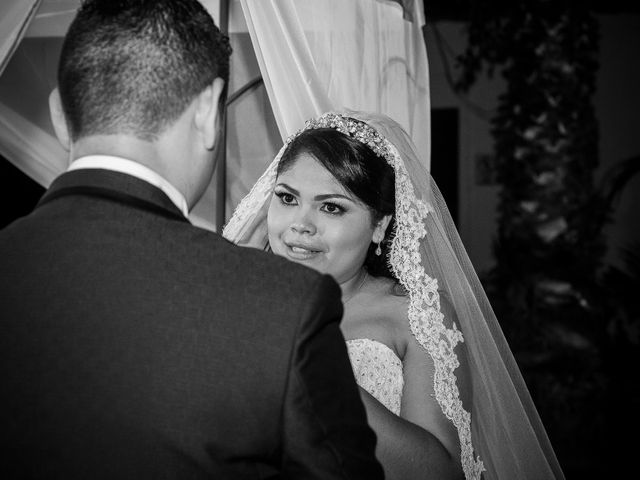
[0,169,383,480]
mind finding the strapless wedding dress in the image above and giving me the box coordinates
[346,338,404,415]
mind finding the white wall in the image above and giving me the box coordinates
[425,21,503,273]
[594,14,640,267]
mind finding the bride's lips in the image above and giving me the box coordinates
[283,240,324,261]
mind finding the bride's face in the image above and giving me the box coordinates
[267,153,381,285]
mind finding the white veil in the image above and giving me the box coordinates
[223,110,565,480]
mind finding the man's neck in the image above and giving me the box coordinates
[70,134,195,200]
[71,135,164,172]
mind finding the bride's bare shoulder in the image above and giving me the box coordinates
[360,278,461,336]
[437,289,459,330]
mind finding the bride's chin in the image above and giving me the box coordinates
[288,255,322,269]
[289,255,325,273]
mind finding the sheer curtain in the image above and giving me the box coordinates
[240,0,431,170]
[0,0,41,77]
[0,0,63,188]
[0,0,228,228]
[0,0,431,228]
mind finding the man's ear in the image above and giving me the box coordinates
[48,87,71,151]
[194,77,225,151]
[373,214,393,243]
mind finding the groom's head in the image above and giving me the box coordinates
[56,0,231,142]
[50,0,232,206]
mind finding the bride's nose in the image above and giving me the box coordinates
[290,210,317,235]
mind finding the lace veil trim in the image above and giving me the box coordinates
[389,140,484,479]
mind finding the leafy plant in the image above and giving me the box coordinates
[453,1,640,474]
[456,0,602,353]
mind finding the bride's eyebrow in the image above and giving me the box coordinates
[314,193,353,202]
[274,183,297,194]
[275,183,354,203]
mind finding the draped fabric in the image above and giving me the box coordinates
[0,0,41,77]
[0,0,60,188]
[0,0,223,228]
[240,0,431,170]
[0,0,431,229]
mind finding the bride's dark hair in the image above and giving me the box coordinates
[277,127,397,280]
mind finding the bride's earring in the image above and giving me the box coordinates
[375,241,382,256]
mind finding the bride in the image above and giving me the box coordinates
[223,110,565,480]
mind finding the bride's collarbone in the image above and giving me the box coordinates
[347,276,406,308]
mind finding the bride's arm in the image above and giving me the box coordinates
[398,293,471,479]
[358,387,463,480]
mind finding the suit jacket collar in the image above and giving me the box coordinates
[67,156,189,217]
[37,169,190,223]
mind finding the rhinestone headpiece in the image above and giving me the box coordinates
[287,112,395,166]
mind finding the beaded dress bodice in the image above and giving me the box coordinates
[346,338,404,415]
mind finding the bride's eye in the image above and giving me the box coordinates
[321,202,345,215]
[275,191,297,206]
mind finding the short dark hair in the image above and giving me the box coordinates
[278,128,397,280]
[58,0,232,141]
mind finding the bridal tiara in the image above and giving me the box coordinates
[288,112,396,167]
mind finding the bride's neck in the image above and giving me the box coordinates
[340,269,368,304]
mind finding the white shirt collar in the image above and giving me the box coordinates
[67,155,189,218]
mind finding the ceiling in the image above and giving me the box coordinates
[425,0,640,22]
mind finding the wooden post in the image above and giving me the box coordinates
[215,0,230,233]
